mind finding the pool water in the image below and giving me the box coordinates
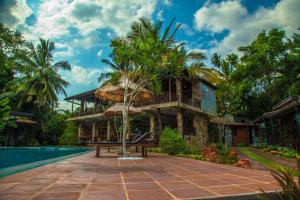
[0,147,92,177]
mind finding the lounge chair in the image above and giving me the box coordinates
[88,132,156,157]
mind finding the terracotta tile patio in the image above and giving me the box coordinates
[0,151,281,200]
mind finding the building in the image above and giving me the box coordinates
[253,96,300,150]
[2,112,37,146]
[65,74,218,147]
[209,114,257,146]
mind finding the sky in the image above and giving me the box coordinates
[0,0,299,110]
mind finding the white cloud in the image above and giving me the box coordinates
[0,0,32,27]
[157,10,164,21]
[22,0,157,40]
[61,65,104,85]
[180,23,195,36]
[194,0,300,56]
[163,0,172,6]
[96,50,103,57]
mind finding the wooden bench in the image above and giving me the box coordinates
[88,133,155,157]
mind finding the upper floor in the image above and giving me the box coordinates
[65,76,217,120]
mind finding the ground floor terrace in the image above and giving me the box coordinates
[0,151,280,200]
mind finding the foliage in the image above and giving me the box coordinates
[0,98,16,133]
[0,23,27,103]
[184,143,201,155]
[160,127,187,155]
[280,148,298,159]
[258,167,300,200]
[59,122,78,146]
[239,147,298,176]
[216,143,236,164]
[214,28,300,116]
[15,38,71,113]
[43,110,71,145]
[177,153,205,161]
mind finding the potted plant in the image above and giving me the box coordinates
[229,149,238,159]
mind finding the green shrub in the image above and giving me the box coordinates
[280,148,298,159]
[183,143,201,155]
[28,138,40,146]
[160,127,187,155]
[59,122,78,146]
[216,144,236,164]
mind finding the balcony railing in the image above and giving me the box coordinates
[71,92,201,117]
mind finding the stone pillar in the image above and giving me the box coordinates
[176,78,182,102]
[177,109,183,136]
[92,123,96,140]
[193,115,208,147]
[150,112,155,136]
[107,120,111,140]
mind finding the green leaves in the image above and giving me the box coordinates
[0,98,16,133]
[216,28,300,116]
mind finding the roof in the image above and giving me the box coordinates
[16,119,37,125]
[253,96,300,123]
[65,89,97,102]
[10,111,33,117]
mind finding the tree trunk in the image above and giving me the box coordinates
[122,76,129,157]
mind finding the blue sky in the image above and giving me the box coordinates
[0,0,299,109]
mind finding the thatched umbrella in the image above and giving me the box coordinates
[103,103,142,116]
[95,76,153,102]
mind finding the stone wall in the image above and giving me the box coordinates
[185,114,209,148]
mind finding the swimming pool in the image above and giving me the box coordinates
[0,147,92,177]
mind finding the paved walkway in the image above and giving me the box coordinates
[0,151,280,200]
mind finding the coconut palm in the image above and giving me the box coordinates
[15,38,71,112]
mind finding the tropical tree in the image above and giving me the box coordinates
[99,18,183,157]
[15,38,71,126]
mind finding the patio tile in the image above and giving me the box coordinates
[207,185,256,195]
[0,193,32,200]
[160,181,197,189]
[240,183,282,192]
[2,183,48,193]
[127,190,173,200]
[92,177,122,184]
[87,183,124,192]
[45,183,86,193]
[124,177,154,183]
[126,182,162,191]
[0,183,18,192]
[31,192,80,200]
[192,179,228,187]
[168,188,217,198]
[0,152,280,200]
[81,191,126,200]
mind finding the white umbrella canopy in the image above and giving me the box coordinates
[95,76,153,103]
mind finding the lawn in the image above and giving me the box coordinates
[238,147,298,177]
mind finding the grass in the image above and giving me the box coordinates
[239,147,298,177]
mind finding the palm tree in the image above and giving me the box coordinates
[172,47,222,85]
[15,38,71,115]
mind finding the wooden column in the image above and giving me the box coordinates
[78,123,82,141]
[107,120,111,140]
[150,112,155,136]
[168,77,172,102]
[176,78,182,102]
[177,109,183,136]
[92,123,96,140]
[80,100,84,113]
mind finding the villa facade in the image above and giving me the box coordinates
[65,74,217,147]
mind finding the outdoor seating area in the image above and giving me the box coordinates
[0,152,281,200]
